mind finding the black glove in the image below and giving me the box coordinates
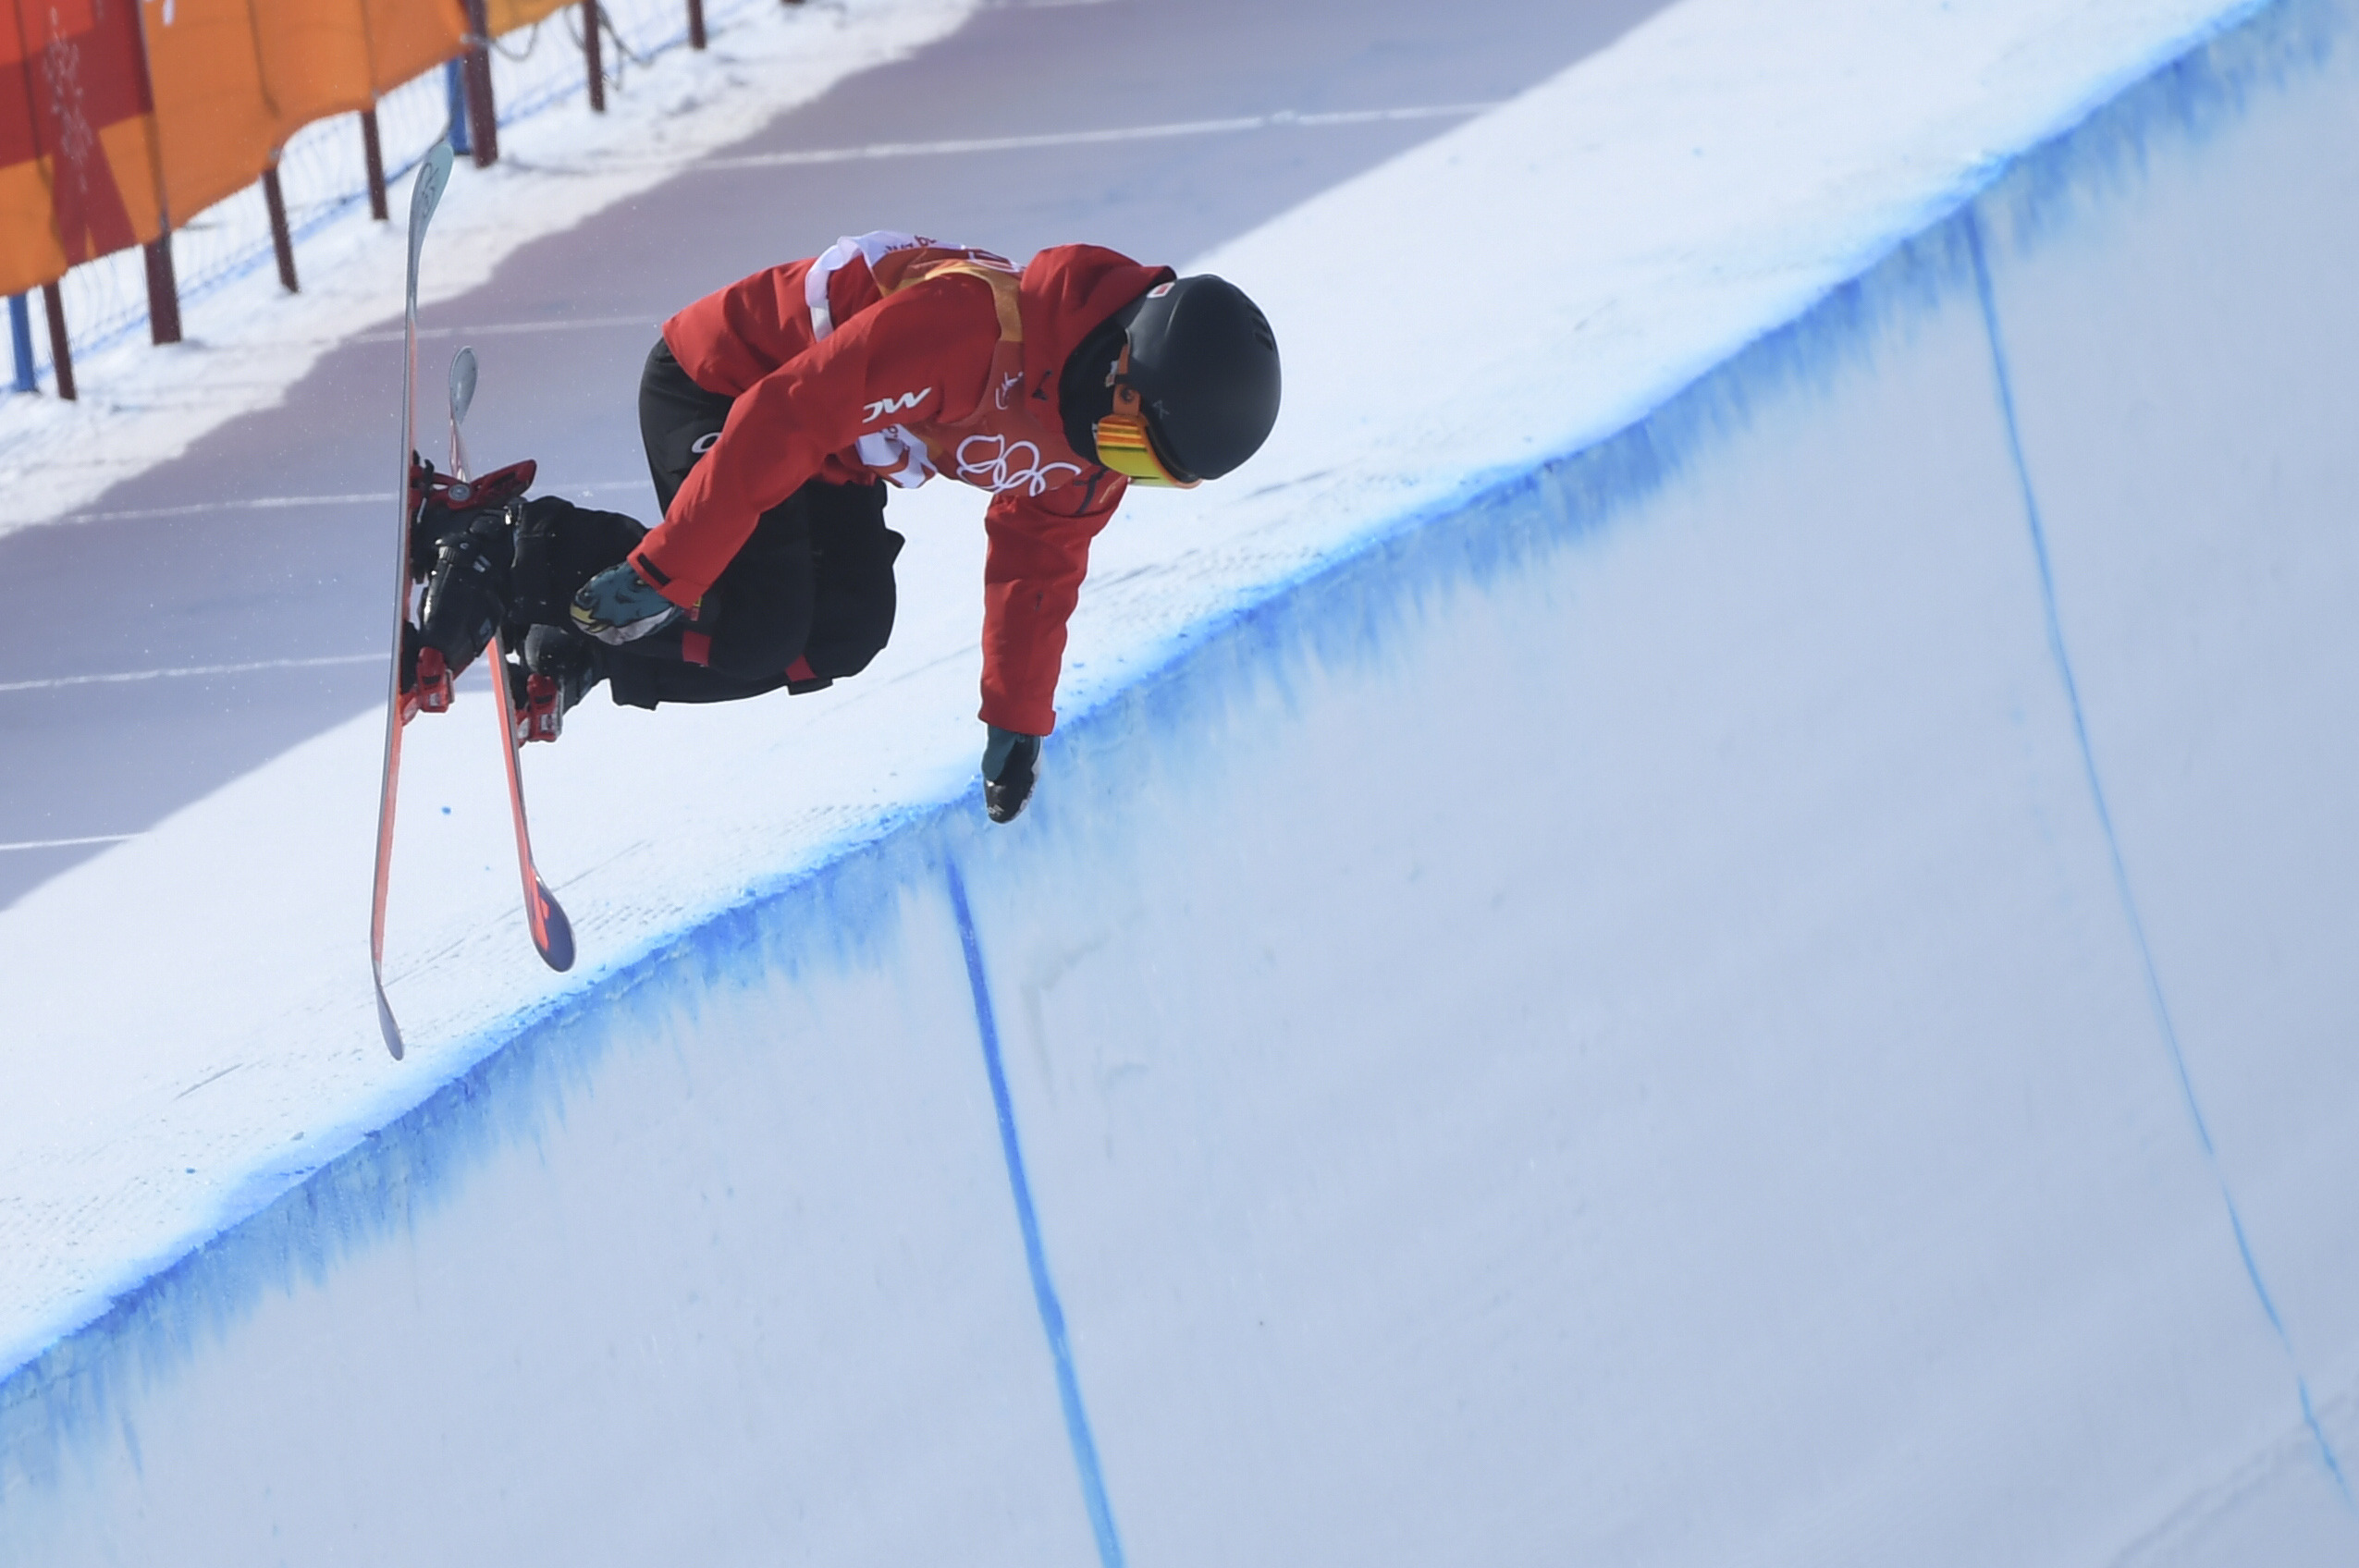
[981,725,1041,823]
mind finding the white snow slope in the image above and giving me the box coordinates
[6,0,2359,1562]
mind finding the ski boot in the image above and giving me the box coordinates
[413,503,514,674]
[492,493,639,741]
[504,624,605,744]
[406,452,537,577]
[399,453,538,724]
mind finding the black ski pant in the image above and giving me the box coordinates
[593,337,904,710]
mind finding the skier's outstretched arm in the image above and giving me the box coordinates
[977,473,1124,821]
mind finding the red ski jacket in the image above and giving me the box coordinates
[634,233,1171,736]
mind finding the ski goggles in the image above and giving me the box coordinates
[1092,345,1200,489]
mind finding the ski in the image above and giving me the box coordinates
[371,141,455,1061]
[444,344,576,977]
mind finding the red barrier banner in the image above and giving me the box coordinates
[0,0,166,297]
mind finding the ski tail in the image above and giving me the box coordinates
[371,140,457,1062]
[488,629,576,972]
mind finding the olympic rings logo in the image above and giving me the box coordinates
[956,435,1080,496]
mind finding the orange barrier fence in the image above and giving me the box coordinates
[142,0,467,230]
[6,0,751,398]
[0,0,465,303]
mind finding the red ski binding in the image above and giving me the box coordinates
[407,453,538,580]
[414,646,454,717]
[516,672,562,745]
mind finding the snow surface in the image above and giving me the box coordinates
[7,0,2359,1560]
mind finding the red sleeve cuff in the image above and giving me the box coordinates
[629,545,704,609]
[978,694,1054,736]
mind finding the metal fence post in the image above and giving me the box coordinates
[40,283,75,399]
[262,163,299,292]
[143,237,181,345]
[445,58,471,155]
[361,107,389,220]
[122,0,178,349]
[583,0,604,112]
[462,0,499,165]
[9,295,34,392]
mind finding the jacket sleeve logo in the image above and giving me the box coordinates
[863,387,932,423]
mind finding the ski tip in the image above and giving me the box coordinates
[375,978,405,1061]
[449,345,478,423]
[405,141,456,273]
[534,881,577,974]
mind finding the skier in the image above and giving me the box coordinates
[406,231,1282,824]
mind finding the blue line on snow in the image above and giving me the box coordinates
[1965,211,2355,1509]
[946,863,1129,1568]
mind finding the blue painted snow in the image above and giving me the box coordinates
[948,863,1129,1568]
[2,0,2348,1536]
[1965,209,2356,1510]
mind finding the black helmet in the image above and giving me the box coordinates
[1119,276,1281,482]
